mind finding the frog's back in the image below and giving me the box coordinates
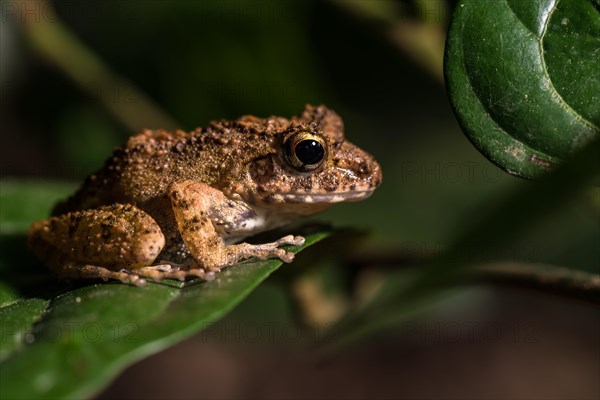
[51,117,279,221]
[53,129,213,216]
[54,112,292,219]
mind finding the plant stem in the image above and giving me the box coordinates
[469,263,600,303]
[348,254,600,303]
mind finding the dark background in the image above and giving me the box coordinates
[1,1,598,399]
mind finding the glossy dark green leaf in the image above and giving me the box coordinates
[0,181,328,400]
[445,0,599,178]
[0,298,49,362]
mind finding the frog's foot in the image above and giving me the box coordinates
[133,264,216,283]
[138,234,304,280]
[55,263,148,286]
[226,234,306,266]
[54,262,216,286]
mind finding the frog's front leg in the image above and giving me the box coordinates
[169,180,305,271]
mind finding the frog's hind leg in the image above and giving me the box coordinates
[27,204,166,284]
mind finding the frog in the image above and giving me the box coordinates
[27,105,382,286]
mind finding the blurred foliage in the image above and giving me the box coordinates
[325,137,600,352]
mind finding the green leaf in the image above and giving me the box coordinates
[0,298,49,362]
[0,181,76,235]
[445,0,600,178]
[0,181,328,399]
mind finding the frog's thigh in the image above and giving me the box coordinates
[169,180,305,271]
[27,204,165,273]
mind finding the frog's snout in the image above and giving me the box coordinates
[334,141,382,191]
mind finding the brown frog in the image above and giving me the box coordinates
[27,105,382,285]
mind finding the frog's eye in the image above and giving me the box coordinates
[284,132,328,172]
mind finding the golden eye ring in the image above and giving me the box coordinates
[284,132,328,172]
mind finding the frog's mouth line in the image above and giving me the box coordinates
[278,190,374,203]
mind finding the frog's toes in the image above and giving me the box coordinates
[117,269,147,286]
[276,249,296,263]
[130,276,147,287]
[187,268,216,281]
[132,265,215,283]
[276,235,305,247]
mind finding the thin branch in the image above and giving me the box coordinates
[468,263,600,303]
[346,254,600,303]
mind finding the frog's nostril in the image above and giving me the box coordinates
[356,161,375,178]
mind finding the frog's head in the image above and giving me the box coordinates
[233,105,382,215]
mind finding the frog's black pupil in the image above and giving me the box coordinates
[295,140,324,165]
